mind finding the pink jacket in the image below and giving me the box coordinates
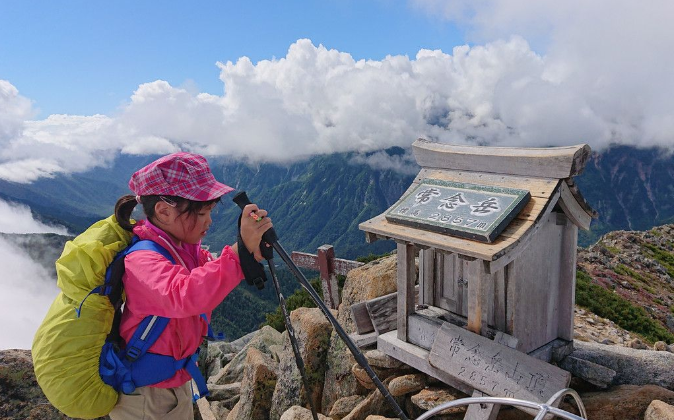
[118,220,244,388]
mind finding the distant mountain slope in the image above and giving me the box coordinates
[1,144,673,254]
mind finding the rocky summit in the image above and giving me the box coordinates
[4,225,674,419]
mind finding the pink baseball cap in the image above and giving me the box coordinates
[129,152,234,201]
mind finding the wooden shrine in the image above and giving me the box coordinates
[357,138,597,416]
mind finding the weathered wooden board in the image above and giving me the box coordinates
[428,323,571,403]
[290,251,364,274]
[558,181,592,230]
[418,168,559,199]
[378,330,473,395]
[350,301,375,334]
[367,287,419,335]
[349,331,378,348]
[412,138,592,179]
[397,243,416,341]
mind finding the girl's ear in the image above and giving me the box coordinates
[154,201,174,225]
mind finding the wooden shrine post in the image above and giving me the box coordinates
[291,245,363,309]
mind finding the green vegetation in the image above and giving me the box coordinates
[643,243,674,278]
[604,245,621,255]
[576,270,674,344]
[263,275,346,332]
[356,251,393,264]
[613,264,646,282]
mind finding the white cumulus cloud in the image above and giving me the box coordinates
[0,0,673,183]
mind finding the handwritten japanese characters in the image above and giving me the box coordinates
[386,179,530,242]
[429,323,571,403]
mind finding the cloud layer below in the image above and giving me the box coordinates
[1,0,673,183]
[0,199,67,350]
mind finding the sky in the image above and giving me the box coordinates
[1,0,674,349]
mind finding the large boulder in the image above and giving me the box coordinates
[270,307,334,420]
[563,340,674,389]
[210,325,284,386]
[569,385,674,420]
[322,256,400,413]
[226,347,278,420]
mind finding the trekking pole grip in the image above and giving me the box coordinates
[232,191,278,244]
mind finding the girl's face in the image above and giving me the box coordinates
[163,202,216,245]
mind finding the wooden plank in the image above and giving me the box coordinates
[291,250,363,275]
[366,287,419,335]
[351,301,375,334]
[412,138,592,179]
[466,260,489,335]
[417,168,559,199]
[377,330,474,395]
[511,212,564,352]
[492,269,506,332]
[419,249,435,306]
[464,333,519,420]
[349,331,378,348]
[557,219,578,342]
[505,261,516,335]
[465,391,500,420]
[408,313,442,350]
[485,185,562,274]
[397,242,416,341]
[333,257,365,274]
[318,245,340,309]
[428,322,571,403]
[558,181,592,230]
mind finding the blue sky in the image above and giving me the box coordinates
[1,1,463,118]
[0,0,673,184]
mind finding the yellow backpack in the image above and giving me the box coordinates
[32,216,132,419]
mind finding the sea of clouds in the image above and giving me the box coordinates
[0,0,673,184]
[0,199,68,350]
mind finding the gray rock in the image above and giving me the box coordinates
[226,347,278,420]
[329,395,366,419]
[207,382,241,409]
[566,340,674,388]
[559,355,616,388]
[209,325,284,385]
[270,307,333,420]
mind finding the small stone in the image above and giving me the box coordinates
[280,405,331,420]
[644,399,674,420]
[601,339,616,345]
[654,341,668,351]
[410,388,467,415]
[365,349,403,369]
[587,318,596,325]
[629,338,648,350]
[329,395,365,419]
[388,374,426,397]
[668,344,674,353]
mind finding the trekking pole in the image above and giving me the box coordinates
[233,192,409,420]
[266,260,320,420]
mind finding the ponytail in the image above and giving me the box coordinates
[115,195,138,232]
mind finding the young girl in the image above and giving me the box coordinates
[109,152,272,420]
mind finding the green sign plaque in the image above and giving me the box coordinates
[386,179,530,243]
